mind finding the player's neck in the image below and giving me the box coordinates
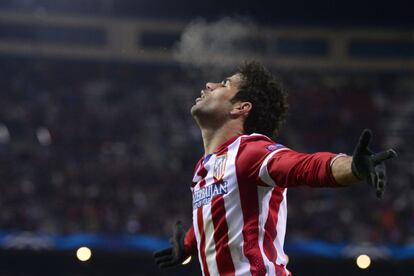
[200,122,243,156]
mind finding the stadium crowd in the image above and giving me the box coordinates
[0,58,411,245]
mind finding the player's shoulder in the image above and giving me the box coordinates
[239,133,273,144]
[235,133,289,178]
[239,133,285,148]
[238,133,287,157]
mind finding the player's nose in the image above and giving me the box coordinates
[206,82,217,91]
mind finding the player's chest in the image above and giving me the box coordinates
[191,152,237,209]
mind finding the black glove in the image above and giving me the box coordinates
[351,129,397,199]
[154,221,188,268]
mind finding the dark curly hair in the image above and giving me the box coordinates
[231,61,288,138]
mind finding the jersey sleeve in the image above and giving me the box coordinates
[259,149,339,188]
[183,225,197,256]
[236,135,340,188]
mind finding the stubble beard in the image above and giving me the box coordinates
[191,103,209,126]
[191,103,225,130]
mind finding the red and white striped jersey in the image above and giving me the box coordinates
[185,134,339,276]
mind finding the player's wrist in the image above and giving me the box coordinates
[351,160,364,180]
[331,155,360,185]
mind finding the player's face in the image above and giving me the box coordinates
[191,73,243,122]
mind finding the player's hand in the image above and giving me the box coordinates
[153,221,188,268]
[352,129,397,199]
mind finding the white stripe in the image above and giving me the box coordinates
[192,162,203,183]
[257,186,276,275]
[193,174,202,183]
[193,207,205,276]
[203,203,219,275]
[259,148,291,187]
[193,156,215,276]
[249,133,270,138]
[329,153,348,166]
[200,155,220,276]
[221,137,251,276]
[275,188,288,266]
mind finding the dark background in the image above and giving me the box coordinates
[0,0,412,275]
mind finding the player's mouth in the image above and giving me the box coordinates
[195,90,207,103]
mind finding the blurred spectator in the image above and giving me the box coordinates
[0,58,409,245]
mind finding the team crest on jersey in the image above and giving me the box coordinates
[266,143,285,152]
[213,154,227,181]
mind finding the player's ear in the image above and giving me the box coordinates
[230,102,252,117]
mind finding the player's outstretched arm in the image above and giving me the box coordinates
[331,129,397,198]
[153,221,193,268]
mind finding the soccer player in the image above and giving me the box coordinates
[154,61,397,275]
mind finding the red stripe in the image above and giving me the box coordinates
[198,166,208,178]
[210,146,235,275]
[197,206,210,276]
[275,264,289,276]
[196,163,210,276]
[211,194,235,275]
[236,143,267,275]
[192,159,204,187]
[263,187,285,275]
[184,226,197,256]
